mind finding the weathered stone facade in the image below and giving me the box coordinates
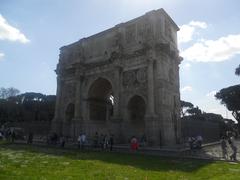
[52,9,182,147]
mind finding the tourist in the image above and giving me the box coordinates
[80,133,86,150]
[0,131,3,140]
[100,134,104,150]
[77,134,81,149]
[220,136,228,159]
[103,134,108,150]
[140,134,146,147]
[196,135,203,149]
[93,132,99,148]
[109,134,114,151]
[60,136,66,148]
[188,137,194,150]
[228,136,237,161]
[131,136,139,151]
[27,132,34,144]
[11,129,16,143]
[49,132,58,145]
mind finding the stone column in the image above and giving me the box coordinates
[74,78,81,119]
[145,51,159,146]
[113,66,121,117]
[147,58,155,116]
[73,75,83,138]
[52,76,63,134]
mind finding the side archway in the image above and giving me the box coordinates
[127,95,146,137]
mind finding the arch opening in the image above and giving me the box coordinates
[127,95,146,137]
[88,78,114,121]
[128,95,146,124]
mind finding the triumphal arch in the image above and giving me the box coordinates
[52,9,182,146]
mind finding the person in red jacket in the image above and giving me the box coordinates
[131,136,139,151]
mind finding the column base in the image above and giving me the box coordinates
[110,116,122,122]
[145,115,160,146]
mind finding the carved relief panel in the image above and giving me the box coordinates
[122,67,147,88]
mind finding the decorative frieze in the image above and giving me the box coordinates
[122,67,147,88]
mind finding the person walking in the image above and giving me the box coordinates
[80,133,86,150]
[11,130,16,143]
[220,136,228,159]
[103,134,108,150]
[100,134,104,150]
[131,136,139,151]
[27,132,34,144]
[60,136,65,148]
[109,134,114,151]
[77,134,81,149]
[93,132,99,148]
[229,136,237,161]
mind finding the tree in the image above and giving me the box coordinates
[215,85,240,131]
[0,88,7,99]
[235,64,240,76]
[0,91,56,126]
[0,87,20,99]
[180,100,203,117]
[186,106,202,116]
[180,100,194,117]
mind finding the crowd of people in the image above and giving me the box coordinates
[76,132,115,151]
[1,128,239,161]
[0,127,34,144]
[188,135,203,150]
[46,132,145,152]
[0,128,16,142]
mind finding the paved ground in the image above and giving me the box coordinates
[192,140,240,161]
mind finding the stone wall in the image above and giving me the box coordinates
[181,117,221,143]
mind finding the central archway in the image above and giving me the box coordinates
[88,78,114,121]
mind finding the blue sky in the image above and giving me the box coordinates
[0,0,239,120]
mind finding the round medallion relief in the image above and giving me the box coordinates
[123,71,136,86]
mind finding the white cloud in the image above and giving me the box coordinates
[181,33,240,62]
[206,90,217,97]
[181,86,193,92]
[182,63,191,70]
[0,14,29,43]
[189,21,207,29]
[178,21,207,43]
[0,51,4,61]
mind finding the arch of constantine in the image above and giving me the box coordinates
[52,8,182,146]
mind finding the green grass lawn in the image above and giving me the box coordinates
[0,143,239,180]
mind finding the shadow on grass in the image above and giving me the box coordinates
[0,142,215,173]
